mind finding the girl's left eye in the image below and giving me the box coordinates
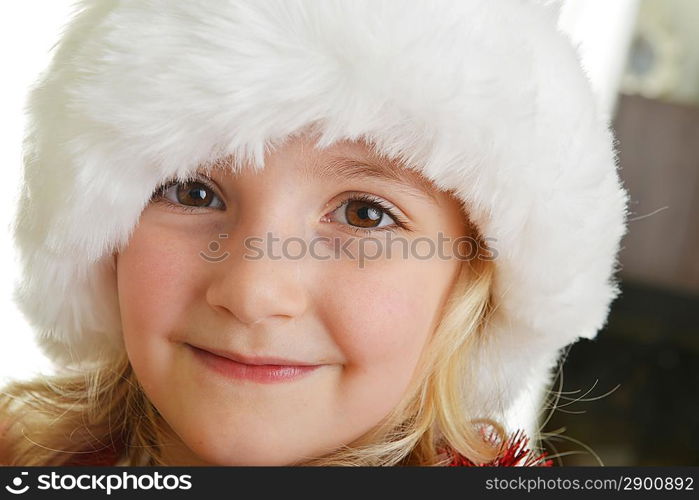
[324,193,410,234]
[152,177,225,212]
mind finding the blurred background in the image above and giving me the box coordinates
[1,1,697,466]
[541,0,699,466]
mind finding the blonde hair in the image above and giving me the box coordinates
[1,225,517,466]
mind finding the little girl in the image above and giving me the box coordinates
[1,0,628,466]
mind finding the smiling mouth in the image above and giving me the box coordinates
[185,343,322,383]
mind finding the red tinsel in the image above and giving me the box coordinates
[446,428,553,467]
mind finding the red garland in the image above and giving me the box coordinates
[446,428,553,467]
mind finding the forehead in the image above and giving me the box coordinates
[301,147,441,205]
[207,138,446,206]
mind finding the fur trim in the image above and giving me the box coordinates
[13,0,629,437]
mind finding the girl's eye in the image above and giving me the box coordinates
[325,193,410,234]
[153,177,225,212]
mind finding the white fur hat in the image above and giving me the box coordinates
[13,0,629,442]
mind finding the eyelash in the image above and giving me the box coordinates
[326,193,411,235]
[152,176,226,213]
[151,177,412,234]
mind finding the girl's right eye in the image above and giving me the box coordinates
[153,178,225,211]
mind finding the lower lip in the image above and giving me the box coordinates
[187,344,321,384]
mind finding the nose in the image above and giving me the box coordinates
[205,229,310,327]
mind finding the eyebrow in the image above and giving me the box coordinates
[305,155,440,204]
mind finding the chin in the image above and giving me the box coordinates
[189,441,316,466]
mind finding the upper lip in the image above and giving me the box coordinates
[186,343,321,366]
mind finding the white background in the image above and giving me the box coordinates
[0,1,75,384]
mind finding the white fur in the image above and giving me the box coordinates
[13,0,629,439]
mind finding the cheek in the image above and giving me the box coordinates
[115,220,211,388]
[325,258,456,410]
[339,284,424,362]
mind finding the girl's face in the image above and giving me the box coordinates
[115,134,469,465]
